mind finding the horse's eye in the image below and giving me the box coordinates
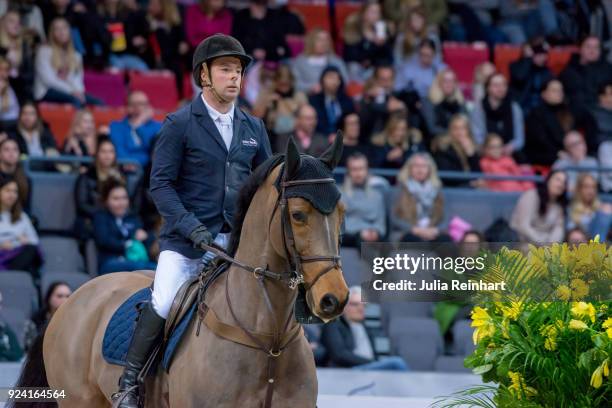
[292,212,307,223]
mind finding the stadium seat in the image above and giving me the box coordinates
[39,236,85,275]
[345,81,364,99]
[288,2,330,32]
[0,271,38,319]
[451,319,475,356]
[389,316,443,371]
[286,34,306,57]
[38,103,76,148]
[434,356,471,373]
[27,172,78,233]
[92,106,127,127]
[84,70,127,107]
[381,301,434,332]
[548,46,577,75]
[40,271,90,297]
[442,42,489,85]
[335,3,360,40]
[340,246,367,287]
[442,188,521,231]
[85,239,98,277]
[493,44,521,78]
[0,306,28,348]
[128,70,179,111]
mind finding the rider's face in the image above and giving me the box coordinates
[206,57,243,101]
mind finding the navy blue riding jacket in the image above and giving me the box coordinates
[149,94,272,259]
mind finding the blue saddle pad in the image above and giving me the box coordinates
[102,288,197,370]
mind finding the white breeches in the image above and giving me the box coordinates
[151,233,229,319]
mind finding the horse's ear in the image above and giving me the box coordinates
[319,131,344,170]
[285,136,301,180]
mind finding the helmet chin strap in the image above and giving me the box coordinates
[201,62,241,106]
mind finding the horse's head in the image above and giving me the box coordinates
[268,134,349,322]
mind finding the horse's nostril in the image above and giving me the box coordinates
[320,293,339,315]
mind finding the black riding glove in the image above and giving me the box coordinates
[189,225,213,249]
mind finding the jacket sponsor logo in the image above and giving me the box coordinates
[242,137,258,147]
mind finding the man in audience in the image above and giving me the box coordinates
[509,38,553,114]
[589,81,612,146]
[109,91,161,168]
[321,286,408,370]
[552,130,598,193]
[340,153,387,248]
[274,104,328,156]
[0,290,23,362]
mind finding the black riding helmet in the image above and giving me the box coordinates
[192,34,253,87]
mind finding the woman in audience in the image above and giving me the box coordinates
[0,57,19,126]
[0,175,42,277]
[309,66,355,136]
[370,112,425,169]
[525,79,576,166]
[470,72,524,154]
[185,0,232,49]
[432,114,481,185]
[393,6,440,65]
[74,136,125,239]
[63,109,97,157]
[393,152,450,242]
[252,64,307,139]
[394,39,445,98]
[338,112,369,167]
[565,227,589,246]
[480,133,533,192]
[9,102,57,158]
[93,179,155,274]
[510,170,567,244]
[552,130,598,194]
[34,18,101,107]
[0,10,35,102]
[98,0,150,71]
[0,138,29,211]
[146,0,190,95]
[471,61,496,103]
[342,0,394,82]
[291,28,349,94]
[23,281,72,350]
[568,173,612,241]
[424,68,466,136]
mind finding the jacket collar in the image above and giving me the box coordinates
[192,93,246,155]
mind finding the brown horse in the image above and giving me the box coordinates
[14,135,349,408]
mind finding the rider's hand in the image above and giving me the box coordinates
[189,225,213,249]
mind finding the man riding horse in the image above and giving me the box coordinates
[112,34,272,407]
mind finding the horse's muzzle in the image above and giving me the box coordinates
[319,292,348,318]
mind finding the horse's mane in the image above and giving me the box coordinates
[227,154,285,257]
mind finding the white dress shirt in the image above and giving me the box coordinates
[201,94,235,150]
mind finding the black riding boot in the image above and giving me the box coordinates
[113,302,165,408]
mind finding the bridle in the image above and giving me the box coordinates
[197,165,342,407]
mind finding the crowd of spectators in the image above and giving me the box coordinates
[0,0,611,365]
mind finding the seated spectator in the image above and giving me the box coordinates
[509,38,553,114]
[340,153,387,247]
[0,56,19,126]
[0,0,45,42]
[393,6,441,65]
[93,179,155,274]
[432,114,481,184]
[589,81,612,146]
[303,324,327,367]
[510,170,567,245]
[342,0,394,82]
[185,0,233,49]
[338,112,369,167]
[370,112,425,169]
[98,0,150,71]
[321,286,408,371]
[63,109,97,157]
[384,0,447,28]
[274,104,328,156]
[471,61,496,103]
[269,0,305,36]
[34,18,102,108]
[497,0,556,44]
[480,134,534,192]
[110,91,161,168]
[75,136,126,240]
[524,79,575,166]
[470,73,524,154]
[552,131,598,194]
[23,281,71,351]
[394,39,446,99]
[560,36,612,116]
[423,68,466,137]
[565,227,589,246]
[393,153,450,243]
[0,9,35,103]
[146,0,190,95]
[231,0,290,62]
[291,28,349,94]
[0,175,42,276]
[0,290,23,362]
[0,138,28,211]
[9,102,57,158]
[252,64,307,138]
[568,173,612,241]
[309,66,355,137]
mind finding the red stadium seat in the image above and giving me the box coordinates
[548,46,577,75]
[442,42,490,85]
[84,70,126,107]
[289,2,330,32]
[128,70,179,111]
[91,106,127,127]
[346,81,364,98]
[38,103,76,147]
[182,71,194,100]
[494,44,521,79]
[335,3,360,40]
